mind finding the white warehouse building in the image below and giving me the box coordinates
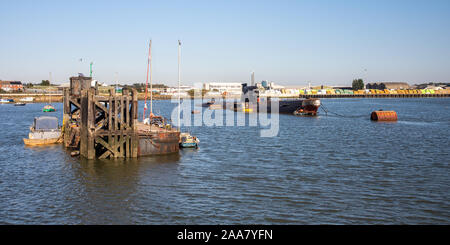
[203,82,242,94]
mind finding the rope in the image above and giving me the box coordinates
[320,104,367,118]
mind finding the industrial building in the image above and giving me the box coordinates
[203,82,242,94]
[366,82,410,90]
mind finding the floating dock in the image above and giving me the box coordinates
[63,75,179,159]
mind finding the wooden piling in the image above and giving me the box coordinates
[63,76,140,159]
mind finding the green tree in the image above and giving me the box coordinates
[352,78,364,90]
[41,80,50,86]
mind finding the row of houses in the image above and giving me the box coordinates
[154,81,450,97]
[0,80,23,92]
[366,82,450,90]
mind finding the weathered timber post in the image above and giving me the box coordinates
[80,88,96,159]
[63,88,71,147]
[108,88,114,158]
[131,89,139,158]
[80,89,88,158]
[122,88,130,158]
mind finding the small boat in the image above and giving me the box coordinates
[208,104,223,110]
[43,105,56,112]
[179,132,199,148]
[23,116,62,146]
[23,138,60,145]
[20,97,34,102]
[201,98,216,107]
[0,98,13,103]
[43,90,55,112]
[14,102,26,106]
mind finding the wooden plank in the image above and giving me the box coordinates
[113,95,118,158]
[125,95,130,158]
[108,95,113,158]
[94,118,106,132]
[79,89,88,158]
[116,135,128,148]
[131,89,138,158]
[63,88,71,148]
[98,150,111,159]
[120,95,124,157]
[69,99,81,110]
[94,130,134,136]
[63,88,70,114]
[87,88,96,159]
[95,136,115,153]
[94,100,108,114]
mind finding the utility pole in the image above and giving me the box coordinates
[178,40,181,128]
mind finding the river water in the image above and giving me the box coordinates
[0,98,449,224]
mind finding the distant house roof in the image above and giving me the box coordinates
[0,81,22,85]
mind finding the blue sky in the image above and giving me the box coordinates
[1,0,449,86]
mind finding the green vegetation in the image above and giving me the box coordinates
[40,80,51,86]
[129,83,168,92]
[352,78,364,90]
[187,89,209,97]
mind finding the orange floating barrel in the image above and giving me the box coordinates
[371,111,398,121]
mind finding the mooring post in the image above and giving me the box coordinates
[131,89,139,158]
[119,94,125,157]
[114,91,119,158]
[63,88,71,147]
[108,88,114,158]
[80,89,88,158]
[86,88,96,159]
[122,88,130,158]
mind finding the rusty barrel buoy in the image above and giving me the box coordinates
[371,111,397,121]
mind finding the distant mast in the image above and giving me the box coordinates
[150,40,153,117]
[49,72,52,105]
[178,40,181,128]
[143,39,151,121]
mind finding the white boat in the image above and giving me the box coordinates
[23,116,61,146]
[20,97,34,102]
[0,98,13,103]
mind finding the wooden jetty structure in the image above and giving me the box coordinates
[63,75,180,160]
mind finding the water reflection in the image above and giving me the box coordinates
[1,99,449,224]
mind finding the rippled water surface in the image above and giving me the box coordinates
[0,98,449,224]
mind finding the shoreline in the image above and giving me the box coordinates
[1,92,449,103]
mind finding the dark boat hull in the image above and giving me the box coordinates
[138,131,180,156]
[264,100,304,114]
[258,99,320,114]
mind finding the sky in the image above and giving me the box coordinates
[1,0,449,86]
